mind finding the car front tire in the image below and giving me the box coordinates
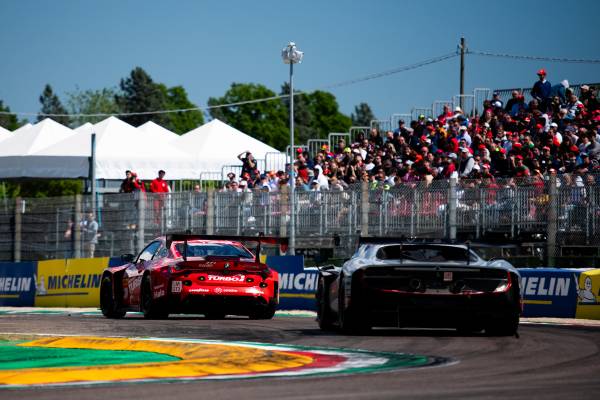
[100,275,126,319]
[141,275,169,319]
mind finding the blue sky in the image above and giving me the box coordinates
[1,0,599,125]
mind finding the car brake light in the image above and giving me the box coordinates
[493,272,512,293]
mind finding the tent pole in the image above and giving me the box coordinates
[90,133,96,213]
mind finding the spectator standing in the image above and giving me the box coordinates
[149,170,170,226]
[81,213,99,258]
[238,151,257,180]
[531,69,552,110]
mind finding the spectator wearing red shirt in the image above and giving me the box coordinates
[149,170,170,226]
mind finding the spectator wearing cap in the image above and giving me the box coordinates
[491,92,503,109]
[504,91,521,114]
[549,79,569,105]
[531,69,552,109]
[566,94,583,118]
[457,125,472,147]
[458,147,475,178]
[312,165,329,190]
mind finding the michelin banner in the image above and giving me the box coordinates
[0,262,36,306]
[34,258,108,307]
[266,256,317,311]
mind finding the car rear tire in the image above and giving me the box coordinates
[316,276,335,331]
[485,314,519,336]
[141,275,169,319]
[249,303,276,320]
[338,277,371,335]
[204,312,226,320]
[100,275,126,319]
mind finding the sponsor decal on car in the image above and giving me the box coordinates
[153,289,165,298]
[207,275,245,283]
[189,288,209,293]
[171,281,182,293]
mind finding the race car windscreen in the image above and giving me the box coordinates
[376,245,477,262]
[175,243,254,259]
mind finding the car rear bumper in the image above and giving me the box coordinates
[351,290,520,328]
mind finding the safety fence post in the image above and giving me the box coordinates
[448,178,457,241]
[137,193,145,254]
[13,197,21,262]
[361,182,369,237]
[73,194,82,259]
[547,173,558,267]
[206,188,214,235]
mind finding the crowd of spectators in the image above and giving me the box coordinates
[224,70,599,193]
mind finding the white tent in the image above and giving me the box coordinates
[174,119,283,172]
[0,126,11,144]
[138,121,179,142]
[0,117,197,180]
[36,117,197,179]
[0,119,75,156]
[0,119,78,178]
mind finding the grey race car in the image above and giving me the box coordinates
[316,239,521,335]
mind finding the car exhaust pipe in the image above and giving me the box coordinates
[409,278,423,291]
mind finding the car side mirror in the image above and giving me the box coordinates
[121,253,135,263]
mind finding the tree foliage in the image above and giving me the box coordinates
[66,87,120,126]
[38,84,70,125]
[160,85,204,134]
[1,179,83,198]
[0,100,22,131]
[115,67,169,127]
[208,83,289,150]
[351,102,375,126]
[280,83,352,144]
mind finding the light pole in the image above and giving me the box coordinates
[281,41,303,256]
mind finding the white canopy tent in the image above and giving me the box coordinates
[138,121,179,142]
[174,119,284,173]
[0,126,11,143]
[0,119,78,178]
[0,117,197,180]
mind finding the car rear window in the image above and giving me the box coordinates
[175,243,254,259]
[376,245,476,262]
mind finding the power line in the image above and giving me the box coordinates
[0,51,459,118]
[468,49,600,64]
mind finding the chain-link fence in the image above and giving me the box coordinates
[2,175,600,266]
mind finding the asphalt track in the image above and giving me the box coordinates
[1,313,600,400]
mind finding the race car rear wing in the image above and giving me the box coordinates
[166,233,289,262]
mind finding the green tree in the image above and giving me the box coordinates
[160,85,204,134]
[280,84,352,143]
[38,84,70,125]
[1,179,83,198]
[0,100,22,131]
[66,87,120,126]
[351,102,375,126]
[208,83,288,150]
[115,67,168,127]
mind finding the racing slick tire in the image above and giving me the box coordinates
[100,275,126,319]
[249,303,276,320]
[316,276,335,331]
[204,312,226,320]
[338,276,371,335]
[141,274,169,319]
[485,313,519,336]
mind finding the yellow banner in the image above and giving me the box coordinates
[35,258,108,307]
[575,269,600,320]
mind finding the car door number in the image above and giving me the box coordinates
[172,281,182,293]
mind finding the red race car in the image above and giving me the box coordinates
[100,234,287,320]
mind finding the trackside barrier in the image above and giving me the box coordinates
[0,262,36,306]
[266,256,317,311]
[519,268,600,318]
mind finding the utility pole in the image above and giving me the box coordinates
[459,37,466,110]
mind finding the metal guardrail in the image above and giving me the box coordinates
[2,176,600,264]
